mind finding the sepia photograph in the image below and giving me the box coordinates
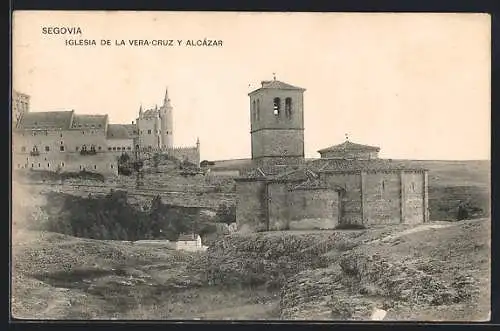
[11,11,491,321]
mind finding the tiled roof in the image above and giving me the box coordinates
[107,124,132,139]
[318,159,427,172]
[291,178,329,190]
[143,108,159,118]
[71,114,108,129]
[260,80,305,90]
[249,80,306,95]
[177,234,199,241]
[239,165,299,180]
[122,124,138,137]
[17,110,74,130]
[237,158,426,182]
[318,140,381,153]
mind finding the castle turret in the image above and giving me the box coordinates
[160,87,174,149]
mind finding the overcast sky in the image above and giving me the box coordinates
[13,12,490,161]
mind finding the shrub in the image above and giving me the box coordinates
[215,204,236,225]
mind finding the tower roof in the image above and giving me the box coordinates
[317,140,381,154]
[248,79,306,95]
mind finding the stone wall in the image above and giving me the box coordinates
[249,86,305,165]
[321,173,363,225]
[235,180,267,232]
[13,151,118,176]
[287,188,338,230]
[168,146,200,166]
[28,182,235,209]
[251,129,305,162]
[13,129,118,176]
[402,171,426,224]
[106,138,134,155]
[137,115,162,149]
[267,182,290,230]
[363,172,402,225]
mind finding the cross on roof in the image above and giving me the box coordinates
[345,133,349,141]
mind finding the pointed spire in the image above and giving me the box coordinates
[164,86,169,101]
[196,137,200,146]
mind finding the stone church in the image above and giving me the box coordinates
[235,78,430,232]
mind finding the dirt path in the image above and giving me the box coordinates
[368,222,454,245]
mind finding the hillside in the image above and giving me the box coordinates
[12,219,490,321]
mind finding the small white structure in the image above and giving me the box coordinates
[175,233,207,252]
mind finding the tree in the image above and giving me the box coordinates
[119,153,131,165]
[457,201,469,221]
[149,195,164,238]
[216,204,236,224]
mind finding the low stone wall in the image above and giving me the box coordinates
[24,182,236,209]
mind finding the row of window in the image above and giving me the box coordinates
[21,145,134,153]
[108,146,132,151]
[22,146,65,152]
[17,163,116,170]
[71,123,103,128]
[29,130,100,136]
[140,130,171,135]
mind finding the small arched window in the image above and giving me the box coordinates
[273,97,281,116]
[285,98,292,118]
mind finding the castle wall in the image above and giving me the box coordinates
[137,116,161,149]
[14,128,108,155]
[106,138,134,154]
[13,151,118,176]
[235,180,267,232]
[13,130,118,176]
[167,146,200,166]
[363,171,402,225]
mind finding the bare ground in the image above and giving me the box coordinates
[11,219,490,321]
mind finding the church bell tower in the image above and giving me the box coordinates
[248,75,306,167]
